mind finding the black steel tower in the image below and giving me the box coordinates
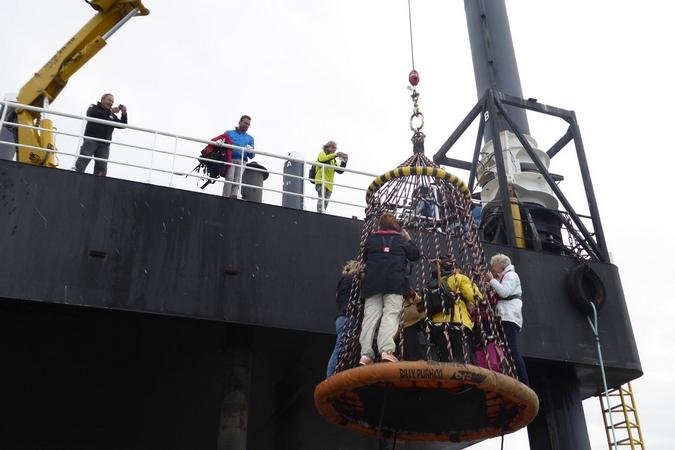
[430,1,643,449]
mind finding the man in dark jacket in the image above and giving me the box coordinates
[359,212,420,365]
[326,260,361,378]
[74,93,128,176]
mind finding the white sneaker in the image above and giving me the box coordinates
[380,352,399,363]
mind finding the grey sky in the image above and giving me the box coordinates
[1,1,673,448]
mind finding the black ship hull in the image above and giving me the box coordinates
[0,160,641,449]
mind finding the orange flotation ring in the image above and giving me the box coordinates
[315,361,538,442]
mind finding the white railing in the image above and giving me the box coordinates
[0,100,380,219]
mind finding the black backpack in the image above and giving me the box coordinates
[423,277,458,317]
[308,162,318,184]
[192,143,230,189]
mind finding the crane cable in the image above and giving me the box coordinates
[406,0,424,139]
[407,0,416,71]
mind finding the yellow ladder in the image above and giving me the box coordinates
[599,382,646,449]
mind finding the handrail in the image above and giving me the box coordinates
[3,100,378,179]
[0,136,369,211]
[0,100,376,218]
[0,121,369,195]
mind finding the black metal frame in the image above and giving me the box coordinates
[433,89,609,262]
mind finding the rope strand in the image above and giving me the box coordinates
[407,0,416,70]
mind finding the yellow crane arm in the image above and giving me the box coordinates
[15,0,149,167]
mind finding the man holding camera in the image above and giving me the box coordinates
[74,93,128,176]
[314,140,348,213]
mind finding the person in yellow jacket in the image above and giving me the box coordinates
[425,261,481,362]
[314,141,348,213]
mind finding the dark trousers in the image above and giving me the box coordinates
[430,324,470,362]
[502,321,529,385]
[75,139,110,175]
[401,322,424,361]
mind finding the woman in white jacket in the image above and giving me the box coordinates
[485,253,529,385]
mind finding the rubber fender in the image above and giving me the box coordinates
[567,263,606,316]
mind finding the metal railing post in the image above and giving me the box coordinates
[321,175,326,213]
[169,135,178,186]
[0,100,8,126]
[237,153,245,199]
[0,100,11,162]
[73,117,87,169]
[147,130,158,183]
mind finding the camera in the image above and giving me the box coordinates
[118,104,124,109]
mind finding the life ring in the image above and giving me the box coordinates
[567,263,606,316]
[314,361,539,442]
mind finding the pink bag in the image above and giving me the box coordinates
[474,341,505,372]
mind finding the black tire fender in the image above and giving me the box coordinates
[567,263,606,316]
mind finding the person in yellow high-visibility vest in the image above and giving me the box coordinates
[314,141,348,213]
[426,259,481,362]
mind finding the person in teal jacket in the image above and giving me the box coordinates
[314,141,348,213]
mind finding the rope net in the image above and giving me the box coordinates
[334,142,518,379]
[315,36,538,443]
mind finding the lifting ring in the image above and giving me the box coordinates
[410,112,424,132]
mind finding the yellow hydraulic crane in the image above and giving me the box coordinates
[13,0,149,167]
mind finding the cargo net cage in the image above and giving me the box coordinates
[336,151,507,372]
[314,149,539,443]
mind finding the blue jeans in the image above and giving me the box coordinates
[415,201,435,218]
[326,315,347,378]
[502,321,529,385]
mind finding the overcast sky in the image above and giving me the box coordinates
[2,1,673,449]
